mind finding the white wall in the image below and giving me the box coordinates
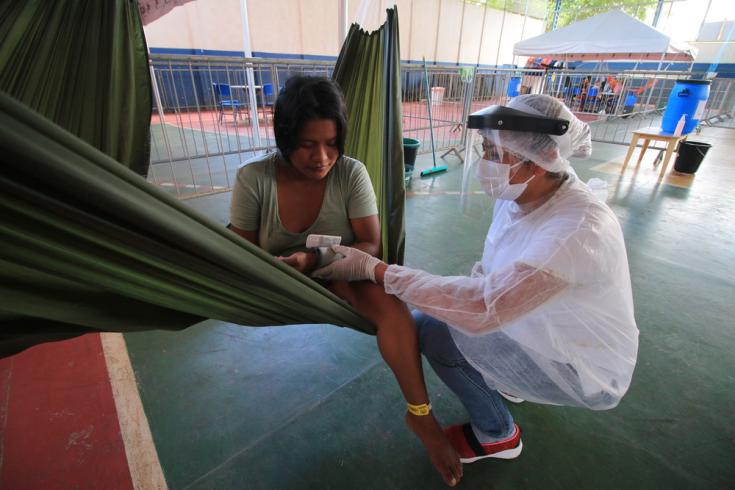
[143,0,244,51]
[143,0,545,66]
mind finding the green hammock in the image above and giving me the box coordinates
[0,1,404,357]
[0,0,152,176]
[334,8,406,265]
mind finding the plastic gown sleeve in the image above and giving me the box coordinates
[384,262,569,335]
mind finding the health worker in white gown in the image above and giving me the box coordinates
[313,94,639,465]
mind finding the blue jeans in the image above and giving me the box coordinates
[414,311,515,441]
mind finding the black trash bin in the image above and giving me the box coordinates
[674,141,711,174]
[403,137,421,173]
[403,138,421,172]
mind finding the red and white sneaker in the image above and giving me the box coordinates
[444,423,523,463]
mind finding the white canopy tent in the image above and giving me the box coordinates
[514,9,697,62]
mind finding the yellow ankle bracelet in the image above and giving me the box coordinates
[407,402,432,416]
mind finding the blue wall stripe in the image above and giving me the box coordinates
[147,47,734,110]
[149,47,734,77]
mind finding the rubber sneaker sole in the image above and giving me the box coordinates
[444,423,523,464]
[460,439,523,463]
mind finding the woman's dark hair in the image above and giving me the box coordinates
[273,76,348,161]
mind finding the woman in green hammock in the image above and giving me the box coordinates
[229,75,463,487]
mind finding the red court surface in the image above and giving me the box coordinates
[150,98,601,148]
[0,334,133,490]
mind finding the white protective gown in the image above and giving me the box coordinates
[384,174,639,409]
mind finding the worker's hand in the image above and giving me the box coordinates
[312,245,382,282]
[277,251,316,273]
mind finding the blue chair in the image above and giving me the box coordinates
[212,83,246,123]
[262,83,275,106]
[584,86,600,112]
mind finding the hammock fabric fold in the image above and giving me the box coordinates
[0,2,405,357]
[0,91,373,357]
[0,0,152,176]
[333,7,406,265]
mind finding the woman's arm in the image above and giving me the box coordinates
[229,224,260,247]
[231,223,320,272]
[349,214,381,257]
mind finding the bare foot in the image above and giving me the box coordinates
[405,412,463,486]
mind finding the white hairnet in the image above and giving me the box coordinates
[480,94,592,173]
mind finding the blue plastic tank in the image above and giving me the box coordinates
[661,79,711,134]
[507,77,521,97]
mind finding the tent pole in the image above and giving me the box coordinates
[551,0,561,31]
[556,57,564,97]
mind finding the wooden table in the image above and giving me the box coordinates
[621,127,688,179]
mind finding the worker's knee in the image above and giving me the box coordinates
[414,311,466,366]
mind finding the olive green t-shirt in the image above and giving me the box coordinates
[230,152,378,256]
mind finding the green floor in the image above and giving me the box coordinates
[124,128,735,489]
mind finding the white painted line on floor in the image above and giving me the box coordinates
[101,333,168,490]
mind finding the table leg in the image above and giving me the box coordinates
[621,134,639,173]
[636,138,650,168]
[659,140,677,179]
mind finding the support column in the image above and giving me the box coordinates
[239,0,262,148]
[339,0,349,43]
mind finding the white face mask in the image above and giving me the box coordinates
[475,159,535,201]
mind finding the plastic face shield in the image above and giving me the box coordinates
[460,131,521,217]
[466,105,570,136]
[460,105,570,215]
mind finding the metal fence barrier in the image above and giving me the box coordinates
[399,65,547,157]
[702,77,735,129]
[148,54,334,198]
[147,53,734,199]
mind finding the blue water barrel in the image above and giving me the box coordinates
[507,77,521,97]
[661,79,711,134]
